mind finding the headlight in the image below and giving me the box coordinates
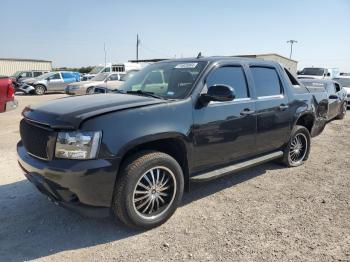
[55,131,102,159]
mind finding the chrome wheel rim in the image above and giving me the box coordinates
[132,166,176,220]
[289,133,308,164]
[36,86,44,95]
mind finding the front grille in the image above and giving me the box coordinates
[20,119,54,160]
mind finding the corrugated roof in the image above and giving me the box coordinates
[234,53,298,63]
[0,58,52,63]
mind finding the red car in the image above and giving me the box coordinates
[0,77,17,113]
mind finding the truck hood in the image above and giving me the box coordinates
[23,93,166,129]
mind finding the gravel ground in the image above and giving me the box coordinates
[0,94,349,262]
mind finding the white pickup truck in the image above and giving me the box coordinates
[297,67,339,80]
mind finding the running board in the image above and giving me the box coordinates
[190,151,283,182]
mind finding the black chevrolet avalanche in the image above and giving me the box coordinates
[17,57,330,229]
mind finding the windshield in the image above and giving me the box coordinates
[120,70,139,81]
[91,73,108,81]
[334,78,350,87]
[119,61,207,99]
[11,71,22,77]
[89,66,104,74]
[299,68,325,76]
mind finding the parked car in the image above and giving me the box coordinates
[0,77,17,113]
[333,76,350,108]
[297,67,339,80]
[20,71,80,95]
[65,72,124,95]
[11,70,50,82]
[18,57,329,229]
[300,79,347,120]
[83,63,142,80]
[93,70,140,94]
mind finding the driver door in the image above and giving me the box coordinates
[47,73,64,91]
[192,65,257,172]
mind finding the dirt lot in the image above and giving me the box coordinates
[0,94,349,262]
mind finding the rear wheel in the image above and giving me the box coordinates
[282,125,311,167]
[112,151,184,229]
[34,85,46,95]
[336,102,347,119]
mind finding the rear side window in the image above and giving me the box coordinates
[250,67,282,97]
[33,72,43,77]
[206,66,249,99]
[61,72,74,79]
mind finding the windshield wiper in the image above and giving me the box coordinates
[126,90,166,100]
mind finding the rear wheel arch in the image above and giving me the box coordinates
[295,113,315,133]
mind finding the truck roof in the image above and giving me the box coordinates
[158,56,281,66]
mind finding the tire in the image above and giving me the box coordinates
[282,125,311,167]
[336,103,347,120]
[112,151,184,229]
[34,85,46,95]
[86,87,94,94]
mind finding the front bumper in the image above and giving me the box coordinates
[17,141,120,217]
[65,86,80,95]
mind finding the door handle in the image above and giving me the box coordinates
[240,108,255,116]
[279,104,289,110]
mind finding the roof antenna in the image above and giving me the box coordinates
[197,52,202,59]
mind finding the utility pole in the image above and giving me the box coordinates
[287,40,298,59]
[103,42,107,67]
[136,34,140,62]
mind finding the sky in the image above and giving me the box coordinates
[1,0,349,71]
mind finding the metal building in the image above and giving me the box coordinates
[0,58,52,76]
[235,53,298,74]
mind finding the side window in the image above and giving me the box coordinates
[21,72,32,78]
[250,67,282,97]
[108,74,119,81]
[61,72,73,79]
[206,66,249,99]
[49,73,61,80]
[334,83,341,93]
[33,72,42,77]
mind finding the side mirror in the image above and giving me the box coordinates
[329,94,338,99]
[46,78,50,81]
[201,84,235,103]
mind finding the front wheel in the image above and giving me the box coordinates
[86,87,94,94]
[282,125,311,167]
[112,151,184,229]
[34,85,46,95]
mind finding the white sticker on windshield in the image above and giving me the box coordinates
[175,63,198,69]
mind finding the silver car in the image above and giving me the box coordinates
[22,71,80,95]
[65,72,124,95]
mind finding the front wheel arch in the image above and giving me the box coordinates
[115,135,191,193]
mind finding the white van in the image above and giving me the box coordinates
[297,67,340,80]
[83,63,142,80]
